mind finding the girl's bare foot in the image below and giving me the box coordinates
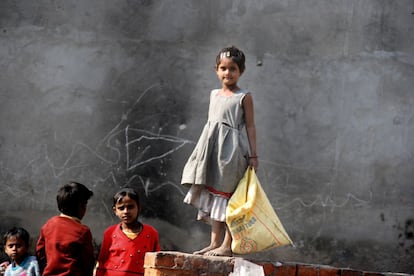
[204,246,233,257]
[193,244,219,255]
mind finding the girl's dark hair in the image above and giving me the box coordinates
[3,227,30,247]
[56,181,93,217]
[215,45,246,73]
[113,187,141,208]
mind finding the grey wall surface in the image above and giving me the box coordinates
[0,0,413,273]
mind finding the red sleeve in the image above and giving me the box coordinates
[95,225,116,276]
[35,229,46,274]
[145,224,161,252]
[80,228,95,275]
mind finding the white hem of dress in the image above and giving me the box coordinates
[183,185,228,223]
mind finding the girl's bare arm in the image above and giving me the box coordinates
[243,93,258,169]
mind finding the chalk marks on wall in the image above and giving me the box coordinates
[125,126,187,172]
[258,160,370,211]
[45,82,193,196]
[273,193,368,210]
[0,81,372,214]
[0,82,194,214]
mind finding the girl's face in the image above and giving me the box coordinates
[216,57,242,88]
[113,195,140,225]
[4,236,27,263]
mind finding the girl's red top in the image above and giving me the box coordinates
[95,223,160,276]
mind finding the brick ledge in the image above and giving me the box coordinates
[144,251,412,276]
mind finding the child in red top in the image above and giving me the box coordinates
[95,188,160,276]
[36,182,95,276]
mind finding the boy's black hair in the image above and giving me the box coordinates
[215,45,246,73]
[3,227,30,247]
[57,181,93,218]
[113,187,141,208]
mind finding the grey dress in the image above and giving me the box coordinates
[181,89,250,194]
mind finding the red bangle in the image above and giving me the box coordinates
[248,156,258,159]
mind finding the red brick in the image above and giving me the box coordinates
[145,252,175,268]
[144,268,189,276]
[259,262,276,276]
[319,266,340,276]
[144,267,195,276]
[143,268,159,276]
[206,258,234,274]
[172,254,186,269]
[189,255,209,271]
[144,251,402,276]
[144,252,157,267]
[297,264,319,276]
[275,262,297,276]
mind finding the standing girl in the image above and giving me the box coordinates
[181,45,258,256]
[95,188,160,276]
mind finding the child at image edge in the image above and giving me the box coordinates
[95,188,161,276]
[181,45,259,256]
[3,227,40,276]
[36,182,95,276]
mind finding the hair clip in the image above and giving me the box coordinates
[220,51,233,59]
[219,49,244,61]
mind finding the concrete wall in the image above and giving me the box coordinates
[0,0,413,273]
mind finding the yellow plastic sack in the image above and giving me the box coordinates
[226,167,293,254]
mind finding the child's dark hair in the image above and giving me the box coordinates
[215,45,246,73]
[113,187,141,208]
[3,227,30,247]
[57,181,93,217]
